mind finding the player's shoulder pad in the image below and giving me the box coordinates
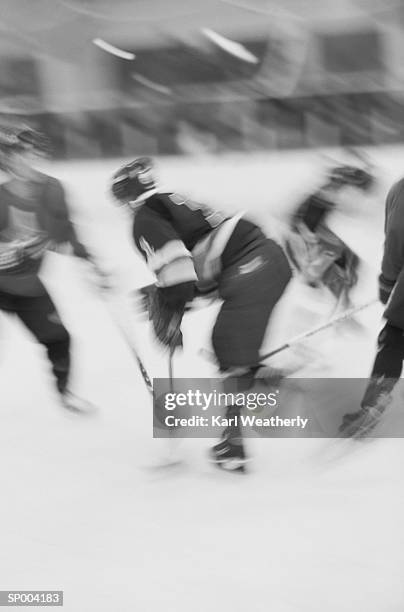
[167,192,188,206]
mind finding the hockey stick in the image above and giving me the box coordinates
[112,318,153,395]
[101,294,154,396]
[73,255,154,397]
[109,296,185,466]
[167,320,183,387]
[200,298,379,367]
[103,291,185,456]
[260,298,378,361]
[168,344,175,392]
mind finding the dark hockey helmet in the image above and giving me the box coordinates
[328,165,374,191]
[111,157,156,205]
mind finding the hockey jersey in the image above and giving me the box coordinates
[381,177,404,284]
[378,177,404,328]
[0,173,88,295]
[132,190,266,290]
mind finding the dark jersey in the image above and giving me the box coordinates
[381,177,404,283]
[133,191,225,252]
[381,177,404,328]
[132,191,266,289]
[0,173,88,295]
[292,191,336,233]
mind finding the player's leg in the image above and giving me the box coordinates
[213,240,291,368]
[210,239,292,470]
[339,323,404,437]
[12,288,92,412]
[210,375,253,471]
[13,290,71,392]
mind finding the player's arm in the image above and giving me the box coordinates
[379,182,404,304]
[134,209,197,347]
[45,178,110,288]
[44,179,92,259]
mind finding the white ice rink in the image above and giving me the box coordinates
[0,149,403,611]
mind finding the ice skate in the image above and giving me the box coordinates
[209,436,248,473]
[339,379,392,438]
[339,403,389,438]
[59,389,97,415]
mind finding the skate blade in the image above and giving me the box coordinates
[209,456,250,474]
[215,462,247,474]
[339,419,381,440]
[61,400,98,417]
[351,416,383,439]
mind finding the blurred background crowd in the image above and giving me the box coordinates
[1,0,403,159]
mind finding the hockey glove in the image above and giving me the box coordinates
[134,282,211,319]
[132,284,157,319]
[379,273,395,305]
[151,306,183,349]
[148,282,195,349]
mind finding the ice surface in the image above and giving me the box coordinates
[0,149,403,611]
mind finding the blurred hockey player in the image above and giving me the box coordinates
[285,165,374,311]
[340,174,404,437]
[111,157,292,471]
[0,126,105,412]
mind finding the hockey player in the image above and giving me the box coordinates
[0,126,105,412]
[110,157,292,471]
[340,174,404,437]
[285,165,374,310]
